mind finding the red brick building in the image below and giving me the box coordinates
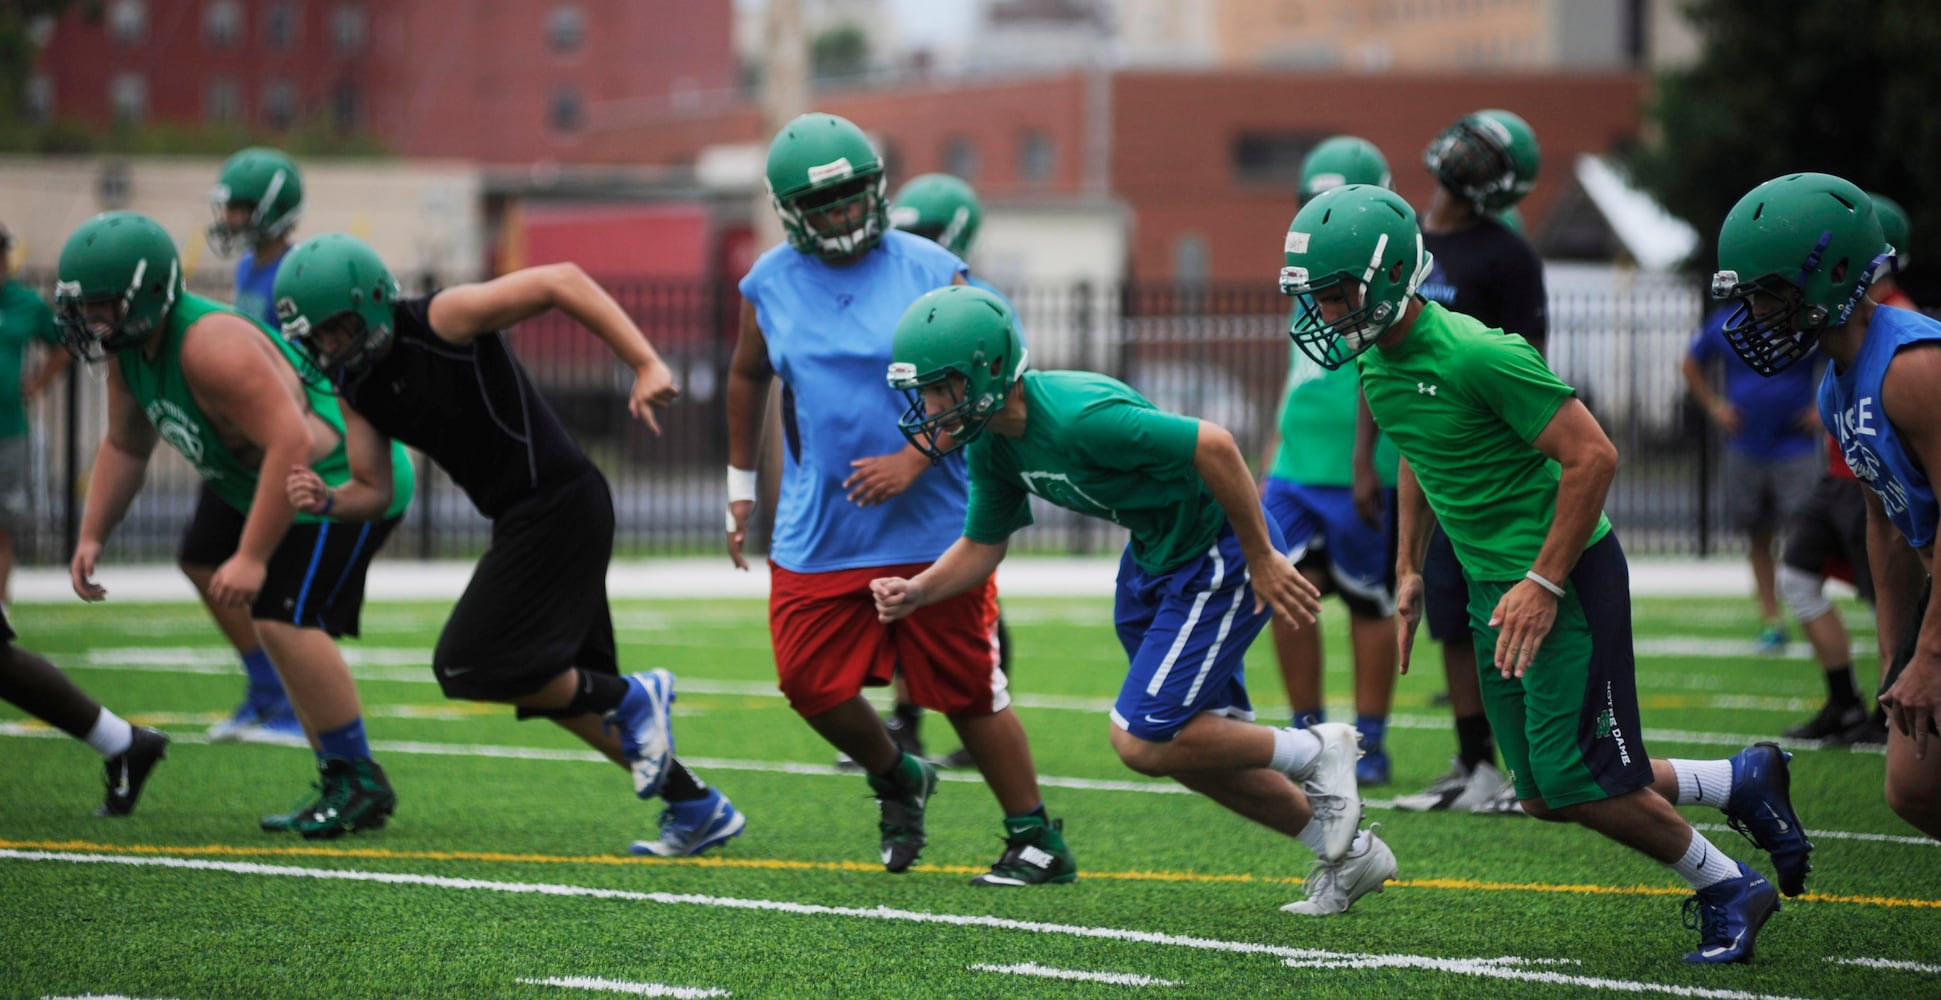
[32,0,734,163]
[584,69,1645,283]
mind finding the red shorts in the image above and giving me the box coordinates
[769,559,1007,718]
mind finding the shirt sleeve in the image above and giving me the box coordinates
[963,442,1034,545]
[1463,334,1577,444]
[1071,399,1201,478]
[30,294,61,347]
[1688,308,1727,364]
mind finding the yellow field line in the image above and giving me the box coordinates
[5,838,1934,909]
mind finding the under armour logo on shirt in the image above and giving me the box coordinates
[1417,382,1438,396]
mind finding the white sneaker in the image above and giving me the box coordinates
[1291,722,1363,861]
[1392,757,1515,813]
[1469,775,1526,816]
[1392,757,1470,811]
[1282,828,1397,916]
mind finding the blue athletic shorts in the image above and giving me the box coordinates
[1262,476,1396,618]
[1110,514,1279,741]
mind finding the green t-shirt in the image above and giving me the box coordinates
[117,292,415,522]
[0,280,61,439]
[964,370,1222,575]
[1356,301,1610,581]
[1271,339,1401,487]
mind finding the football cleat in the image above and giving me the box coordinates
[262,756,396,838]
[95,726,169,817]
[631,789,747,858]
[1282,828,1396,916]
[1781,701,1867,742]
[606,669,677,799]
[1289,722,1362,861]
[1394,758,1514,813]
[868,753,937,874]
[1682,862,1779,964]
[1723,742,1813,897]
[970,815,1076,887]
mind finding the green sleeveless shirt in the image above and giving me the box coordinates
[117,292,415,522]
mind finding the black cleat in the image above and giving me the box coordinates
[96,727,169,817]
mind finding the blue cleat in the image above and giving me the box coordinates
[1682,862,1779,963]
[606,669,677,799]
[1355,748,1392,787]
[630,789,745,857]
[1724,741,1814,896]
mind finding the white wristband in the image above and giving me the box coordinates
[727,466,758,504]
[1524,570,1565,598]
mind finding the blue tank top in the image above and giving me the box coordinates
[738,230,969,572]
[233,251,283,329]
[1820,305,1941,548]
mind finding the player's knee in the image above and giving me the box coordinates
[1885,778,1941,836]
[1778,564,1831,623]
[1108,726,1171,776]
[1520,797,1567,822]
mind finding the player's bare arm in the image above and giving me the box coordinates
[190,316,340,467]
[71,364,159,602]
[841,272,971,506]
[428,263,678,433]
[871,535,1008,623]
[724,298,776,570]
[1393,457,1434,673]
[1350,390,1384,526]
[288,403,395,523]
[1488,397,1617,679]
[1876,345,1941,750]
[180,313,314,606]
[1191,419,1321,626]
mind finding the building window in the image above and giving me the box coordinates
[264,3,298,49]
[26,75,53,123]
[262,78,298,129]
[1017,129,1056,186]
[1173,233,1209,286]
[204,0,241,47]
[331,83,361,131]
[330,5,366,52]
[205,77,242,125]
[1230,130,1325,186]
[109,73,146,124]
[548,5,585,53]
[108,0,146,45]
[549,84,582,132]
[943,135,979,182]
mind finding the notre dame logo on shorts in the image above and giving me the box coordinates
[145,399,218,479]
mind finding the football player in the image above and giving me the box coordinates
[56,211,411,839]
[1714,172,1941,840]
[274,233,744,858]
[872,285,1384,914]
[727,113,1073,884]
[1284,183,1814,958]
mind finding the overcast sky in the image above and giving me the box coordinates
[885,0,976,45]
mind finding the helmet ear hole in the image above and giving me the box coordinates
[1829,258,1849,284]
[1387,261,1403,283]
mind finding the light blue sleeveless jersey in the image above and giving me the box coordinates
[1820,304,1941,548]
[233,250,283,329]
[739,229,969,572]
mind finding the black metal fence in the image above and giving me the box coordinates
[16,269,1734,566]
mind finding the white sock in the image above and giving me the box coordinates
[84,709,134,758]
[1271,727,1322,777]
[1667,830,1742,890]
[1295,818,1328,856]
[1670,759,1734,808]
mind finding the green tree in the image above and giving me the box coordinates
[812,24,870,83]
[1630,0,1941,280]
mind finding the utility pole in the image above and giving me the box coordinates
[750,0,809,552]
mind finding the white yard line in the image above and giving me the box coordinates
[0,849,1847,1000]
[517,977,731,998]
[1827,956,1941,974]
[967,962,1177,986]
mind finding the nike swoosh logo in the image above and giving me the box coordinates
[1143,714,1172,725]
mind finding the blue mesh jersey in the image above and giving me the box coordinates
[233,250,284,329]
[739,229,970,572]
[1820,305,1941,548]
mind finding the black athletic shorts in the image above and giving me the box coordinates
[178,483,244,568]
[433,463,618,701]
[178,483,397,636]
[1423,526,1471,642]
[1781,475,1874,603]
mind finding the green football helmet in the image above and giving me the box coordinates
[207,146,304,257]
[272,233,401,383]
[1299,136,1391,202]
[1870,191,1910,269]
[1712,173,1891,376]
[887,284,1028,459]
[53,212,183,362]
[890,173,983,257]
[1424,109,1539,214]
[764,112,888,261]
[1277,185,1434,370]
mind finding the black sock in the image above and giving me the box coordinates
[1456,712,1495,771]
[569,670,632,716]
[889,702,923,739]
[1826,664,1861,707]
[659,758,709,802]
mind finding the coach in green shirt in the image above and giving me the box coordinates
[1277,183,1810,963]
[0,225,68,601]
